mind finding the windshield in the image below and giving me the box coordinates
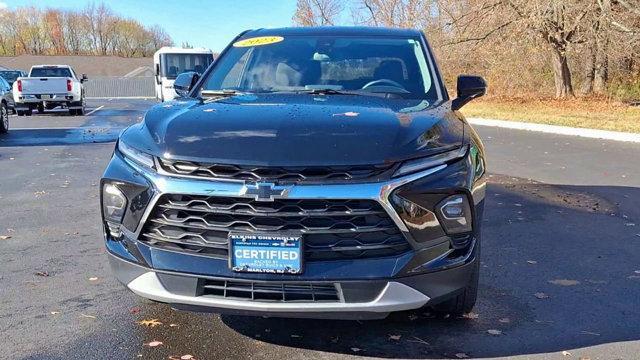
[201,35,436,99]
[30,67,72,78]
[161,53,213,79]
[0,71,22,83]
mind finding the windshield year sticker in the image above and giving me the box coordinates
[233,36,284,47]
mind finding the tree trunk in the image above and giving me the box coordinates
[581,48,596,95]
[551,47,574,99]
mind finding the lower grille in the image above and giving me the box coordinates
[139,194,410,261]
[201,279,340,302]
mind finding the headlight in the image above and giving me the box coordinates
[393,146,467,178]
[102,183,127,238]
[118,141,155,168]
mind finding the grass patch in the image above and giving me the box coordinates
[463,98,640,133]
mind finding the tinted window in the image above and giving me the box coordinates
[202,36,435,99]
[161,53,214,79]
[30,67,72,78]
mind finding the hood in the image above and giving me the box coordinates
[122,93,463,167]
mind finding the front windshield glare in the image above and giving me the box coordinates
[201,36,435,99]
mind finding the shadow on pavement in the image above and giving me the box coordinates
[17,176,640,359]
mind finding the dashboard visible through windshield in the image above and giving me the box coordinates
[201,35,437,100]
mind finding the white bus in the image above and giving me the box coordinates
[153,47,214,101]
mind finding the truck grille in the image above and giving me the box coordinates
[139,194,410,261]
[201,279,340,302]
[159,159,394,184]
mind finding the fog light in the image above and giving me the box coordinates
[437,194,472,234]
[102,183,127,238]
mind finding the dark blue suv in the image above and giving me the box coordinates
[101,27,487,319]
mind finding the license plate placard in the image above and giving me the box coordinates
[41,94,51,99]
[229,233,302,274]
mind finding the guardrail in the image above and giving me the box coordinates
[85,76,155,98]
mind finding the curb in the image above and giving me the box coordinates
[468,117,640,143]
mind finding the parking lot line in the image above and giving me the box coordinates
[85,105,105,116]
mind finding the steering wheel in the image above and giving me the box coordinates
[361,79,405,90]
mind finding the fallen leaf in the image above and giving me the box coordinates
[169,323,179,327]
[35,271,49,277]
[534,292,549,299]
[80,313,96,319]
[549,279,580,286]
[0,235,11,240]
[180,355,195,360]
[526,260,537,264]
[350,347,362,353]
[408,314,418,321]
[578,357,591,360]
[145,341,163,347]
[463,312,479,319]
[50,311,60,315]
[88,277,98,281]
[455,353,470,359]
[129,307,141,314]
[562,350,571,356]
[498,317,511,323]
[138,319,162,327]
[388,334,401,341]
[487,329,502,335]
[290,334,301,338]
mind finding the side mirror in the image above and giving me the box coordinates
[451,75,487,110]
[81,74,88,83]
[173,71,200,98]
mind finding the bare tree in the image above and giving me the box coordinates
[293,0,344,26]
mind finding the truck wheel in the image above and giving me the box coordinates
[0,102,8,133]
[37,103,45,113]
[25,109,33,116]
[432,258,480,316]
[69,108,76,116]
[17,110,24,116]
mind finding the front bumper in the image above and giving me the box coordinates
[102,144,486,318]
[108,248,479,319]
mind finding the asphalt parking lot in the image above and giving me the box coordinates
[1,99,639,360]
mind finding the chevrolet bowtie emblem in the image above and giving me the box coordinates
[241,182,291,201]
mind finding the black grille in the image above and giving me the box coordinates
[139,194,410,261]
[201,279,340,302]
[159,159,395,184]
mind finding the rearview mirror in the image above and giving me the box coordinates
[451,75,487,110]
[173,71,200,98]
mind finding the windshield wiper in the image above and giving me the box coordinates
[201,89,245,98]
[297,88,361,96]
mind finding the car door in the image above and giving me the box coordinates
[0,77,13,108]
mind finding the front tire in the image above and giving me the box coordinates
[0,102,8,133]
[432,258,480,316]
[37,103,45,113]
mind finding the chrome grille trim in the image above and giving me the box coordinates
[121,155,448,250]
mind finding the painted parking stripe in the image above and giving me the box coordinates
[85,105,104,116]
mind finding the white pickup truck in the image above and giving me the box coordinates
[13,65,87,116]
